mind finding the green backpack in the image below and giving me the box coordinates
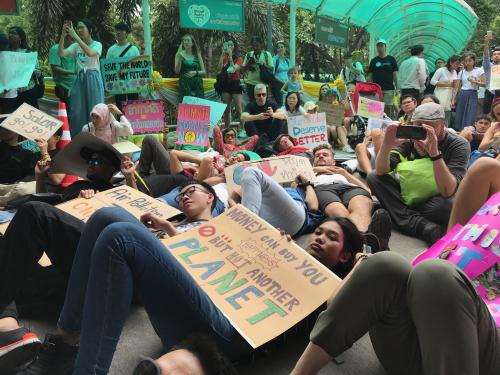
[391,151,439,207]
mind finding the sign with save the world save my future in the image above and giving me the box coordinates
[179,0,245,32]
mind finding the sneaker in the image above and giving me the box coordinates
[0,328,41,372]
[419,221,443,246]
[133,357,161,375]
[362,232,381,254]
[16,334,77,375]
[342,145,355,153]
[368,208,392,251]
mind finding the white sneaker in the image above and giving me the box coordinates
[342,145,355,153]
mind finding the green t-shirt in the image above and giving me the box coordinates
[49,44,77,90]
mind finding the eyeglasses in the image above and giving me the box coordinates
[174,186,209,203]
[224,133,236,138]
[256,93,267,97]
[277,45,285,49]
[88,158,104,167]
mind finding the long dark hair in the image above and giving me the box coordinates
[324,217,364,278]
[226,38,239,62]
[285,92,301,112]
[446,55,460,71]
[8,26,29,50]
[181,34,200,56]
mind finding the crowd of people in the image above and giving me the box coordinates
[0,20,500,375]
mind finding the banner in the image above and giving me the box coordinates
[176,103,211,147]
[315,16,349,49]
[0,0,19,15]
[413,192,500,327]
[162,204,339,347]
[224,155,316,192]
[123,100,165,134]
[287,114,328,150]
[179,0,245,32]
[101,56,152,95]
[317,102,344,127]
[490,65,500,91]
[182,96,227,137]
[1,103,63,141]
[0,51,37,92]
[357,97,384,119]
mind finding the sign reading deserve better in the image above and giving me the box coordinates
[162,204,339,347]
[224,155,316,191]
[1,103,63,141]
[287,113,328,150]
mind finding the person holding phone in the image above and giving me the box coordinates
[58,19,104,136]
[367,102,470,244]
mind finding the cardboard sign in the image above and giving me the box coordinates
[182,96,227,137]
[413,192,500,326]
[1,103,63,141]
[123,100,165,134]
[0,51,37,92]
[101,55,152,95]
[161,204,340,347]
[112,140,142,154]
[357,97,384,119]
[367,117,397,132]
[0,185,181,234]
[317,102,344,127]
[176,103,210,147]
[490,65,500,91]
[287,113,328,150]
[224,156,316,192]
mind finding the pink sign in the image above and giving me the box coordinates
[413,192,500,326]
[122,100,164,134]
[176,103,210,147]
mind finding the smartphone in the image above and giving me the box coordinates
[396,125,427,140]
[487,30,493,40]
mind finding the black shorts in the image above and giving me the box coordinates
[314,183,371,209]
[221,79,243,95]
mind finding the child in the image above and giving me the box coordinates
[342,81,356,133]
[459,115,492,151]
[282,66,304,93]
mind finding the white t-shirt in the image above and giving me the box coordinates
[66,40,102,72]
[459,67,484,91]
[106,43,140,59]
[281,106,305,117]
[431,67,458,86]
[314,173,355,187]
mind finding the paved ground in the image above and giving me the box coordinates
[21,230,427,375]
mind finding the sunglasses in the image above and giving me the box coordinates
[174,186,209,203]
[88,158,104,167]
[255,93,267,97]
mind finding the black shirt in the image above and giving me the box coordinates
[0,142,37,184]
[368,55,398,90]
[244,99,279,132]
[61,180,114,202]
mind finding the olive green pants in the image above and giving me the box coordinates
[310,252,500,375]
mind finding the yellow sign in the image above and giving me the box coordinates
[224,155,316,192]
[357,97,384,119]
[162,205,340,348]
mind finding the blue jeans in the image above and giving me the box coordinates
[57,207,243,375]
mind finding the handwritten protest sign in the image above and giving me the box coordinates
[287,113,328,150]
[112,140,141,154]
[317,102,344,127]
[123,100,165,134]
[490,65,500,91]
[162,204,339,347]
[0,51,37,92]
[367,117,397,132]
[413,192,500,327]
[224,155,316,191]
[176,103,210,147]
[357,97,384,119]
[0,103,63,141]
[101,55,152,94]
[182,96,227,137]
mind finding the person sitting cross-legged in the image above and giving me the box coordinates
[367,102,470,244]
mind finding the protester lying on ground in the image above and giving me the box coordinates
[213,124,259,158]
[35,146,122,202]
[34,128,67,193]
[478,98,500,153]
[354,128,384,175]
[291,158,500,375]
[368,102,470,244]
[273,134,310,157]
[81,103,133,144]
[311,144,391,251]
[5,205,364,374]
[240,83,287,141]
[0,180,218,374]
[0,123,37,184]
[458,115,492,151]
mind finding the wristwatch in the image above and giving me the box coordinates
[430,153,443,161]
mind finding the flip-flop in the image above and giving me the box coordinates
[133,356,161,375]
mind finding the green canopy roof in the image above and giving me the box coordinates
[272,0,478,68]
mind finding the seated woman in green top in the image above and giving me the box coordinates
[174,34,206,101]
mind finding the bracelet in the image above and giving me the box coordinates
[430,153,443,161]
